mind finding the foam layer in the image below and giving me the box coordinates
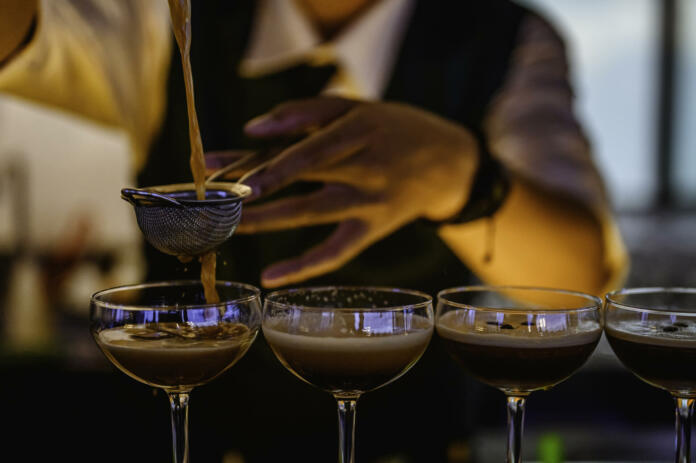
[436,310,601,348]
[606,320,696,348]
[263,324,432,354]
[99,333,248,353]
[98,323,252,353]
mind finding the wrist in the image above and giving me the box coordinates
[446,150,509,223]
[432,134,510,226]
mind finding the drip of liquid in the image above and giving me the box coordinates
[168,0,219,303]
[199,251,218,303]
[483,217,496,264]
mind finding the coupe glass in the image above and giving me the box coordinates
[90,280,262,463]
[436,286,602,463]
[262,286,434,463]
[605,288,696,463]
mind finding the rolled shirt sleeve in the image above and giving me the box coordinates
[0,0,172,171]
[484,12,629,292]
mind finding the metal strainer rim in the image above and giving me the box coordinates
[129,182,252,206]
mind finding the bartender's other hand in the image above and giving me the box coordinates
[240,97,479,288]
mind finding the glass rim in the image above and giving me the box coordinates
[605,287,696,315]
[90,280,261,311]
[263,285,433,312]
[436,285,602,313]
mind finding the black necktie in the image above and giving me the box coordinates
[237,62,339,129]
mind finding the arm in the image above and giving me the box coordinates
[221,15,627,293]
[0,0,37,63]
[216,80,626,292]
[438,14,627,296]
[0,0,172,170]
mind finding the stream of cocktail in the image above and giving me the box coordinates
[167,0,219,303]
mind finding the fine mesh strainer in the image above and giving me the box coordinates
[121,181,252,257]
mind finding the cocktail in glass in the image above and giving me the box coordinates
[605,287,696,463]
[436,286,602,463]
[90,280,262,463]
[262,286,434,463]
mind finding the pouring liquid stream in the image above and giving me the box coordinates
[167,0,219,303]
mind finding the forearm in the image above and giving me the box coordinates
[437,175,627,297]
[442,11,628,295]
[0,0,38,63]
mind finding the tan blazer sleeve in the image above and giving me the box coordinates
[0,0,172,171]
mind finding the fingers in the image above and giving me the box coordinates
[237,184,372,233]
[260,219,369,288]
[243,115,374,199]
[245,97,360,138]
[204,148,283,181]
[205,150,256,175]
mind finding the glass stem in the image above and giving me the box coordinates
[506,395,527,463]
[336,397,358,463]
[169,392,191,463]
[675,397,694,463]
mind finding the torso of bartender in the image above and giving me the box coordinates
[142,0,525,296]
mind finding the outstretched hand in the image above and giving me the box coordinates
[209,97,480,288]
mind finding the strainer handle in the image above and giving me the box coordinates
[121,188,184,207]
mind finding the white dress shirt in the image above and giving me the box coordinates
[239,0,416,100]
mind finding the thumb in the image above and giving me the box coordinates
[260,219,369,288]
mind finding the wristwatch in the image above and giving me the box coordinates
[439,133,510,225]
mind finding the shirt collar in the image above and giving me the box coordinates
[239,0,415,100]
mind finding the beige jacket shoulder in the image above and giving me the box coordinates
[0,0,172,170]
